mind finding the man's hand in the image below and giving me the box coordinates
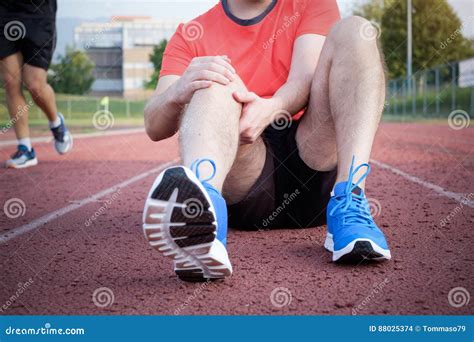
[233,90,284,145]
[172,56,236,105]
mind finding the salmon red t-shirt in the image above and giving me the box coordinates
[160,0,340,98]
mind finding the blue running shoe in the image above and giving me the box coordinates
[143,159,232,281]
[325,157,391,263]
[51,113,73,155]
[5,145,38,169]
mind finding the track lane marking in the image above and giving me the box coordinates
[371,159,474,208]
[2,157,471,244]
[0,128,145,148]
[0,159,178,244]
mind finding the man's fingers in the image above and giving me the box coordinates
[205,62,235,81]
[189,80,213,91]
[210,57,236,74]
[233,91,257,103]
[193,70,230,85]
[194,56,236,75]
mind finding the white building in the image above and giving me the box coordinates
[75,16,180,98]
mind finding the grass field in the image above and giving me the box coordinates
[0,88,146,131]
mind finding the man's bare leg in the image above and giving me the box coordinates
[22,64,58,122]
[0,53,30,140]
[296,16,386,189]
[296,16,390,263]
[143,78,267,281]
[180,79,266,201]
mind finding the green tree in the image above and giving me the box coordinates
[354,0,474,78]
[146,39,168,89]
[48,48,95,95]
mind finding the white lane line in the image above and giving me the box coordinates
[0,128,145,148]
[0,159,178,244]
[371,159,474,208]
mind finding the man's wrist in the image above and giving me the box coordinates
[268,96,287,114]
[167,82,184,106]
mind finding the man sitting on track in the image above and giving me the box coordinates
[0,0,72,169]
[143,0,391,282]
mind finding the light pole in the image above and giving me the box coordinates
[407,0,413,96]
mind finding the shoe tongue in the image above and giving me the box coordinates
[18,144,29,152]
[333,182,363,196]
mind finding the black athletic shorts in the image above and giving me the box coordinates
[227,120,337,230]
[0,1,57,70]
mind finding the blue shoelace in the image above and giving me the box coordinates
[190,158,217,187]
[328,156,374,227]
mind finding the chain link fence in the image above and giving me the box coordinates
[385,60,474,120]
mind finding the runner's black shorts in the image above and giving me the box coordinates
[0,16,56,70]
[227,120,337,230]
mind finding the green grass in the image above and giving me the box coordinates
[0,88,146,129]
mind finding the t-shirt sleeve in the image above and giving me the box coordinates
[160,24,195,77]
[295,0,341,37]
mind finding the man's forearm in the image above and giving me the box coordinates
[271,74,313,115]
[144,83,184,141]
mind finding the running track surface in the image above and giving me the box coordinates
[0,123,472,315]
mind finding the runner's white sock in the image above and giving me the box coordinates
[18,138,32,151]
[49,114,61,129]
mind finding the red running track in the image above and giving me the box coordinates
[0,123,472,315]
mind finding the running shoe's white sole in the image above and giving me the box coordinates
[143,166,232,281]
[325,233,391,263]
[5,158,38,169]
[55,131,73,155]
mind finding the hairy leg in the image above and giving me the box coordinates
[296,16,386,188]
[0,53,30,139]
[180,78,266,201]
[22,64,58,121]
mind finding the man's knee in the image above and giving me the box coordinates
[3,77,23,97]
[328,16,380,50]
[24,77,47,98]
